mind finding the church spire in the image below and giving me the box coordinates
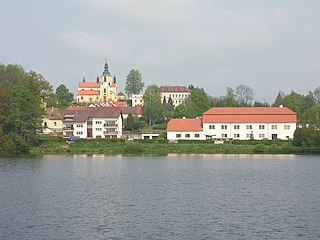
[102,59,111,76]
[82,76,86,82]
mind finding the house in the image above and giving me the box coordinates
[77,60,118,103]
[167,106,297,141]
[160,86,191,107]
[42,107,64,135]
[132,94,144,107]
[167,118,205,140]
[63,107,122,139]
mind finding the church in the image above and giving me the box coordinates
[76,60,118,103]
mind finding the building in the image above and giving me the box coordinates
[77,60,118,103]
[63,107,123,139]
[132,94,144,107]
[167,106,297,141]
[42,107,64,135]
[160,86,191,107]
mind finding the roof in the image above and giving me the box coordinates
[203,107,297,123]
[77,90,100,95]
[115,101,127,107]
[78,82,100,88]
[63,107,121,123]
[118,92,126,96]
[160,86,191,93]
[46,108,63,120]
[167,118,203,132]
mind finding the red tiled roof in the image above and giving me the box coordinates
[115,102,127,107]
[117,92,125,96]
[203,107,297,123]
[167,118,203,132]
[46,108,63,120]
[63,107,121,122]
[78,82,100,88]
[111,82,116,87]
[77,90,100,95]
[160,86,191,93]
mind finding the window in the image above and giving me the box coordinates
[246,125,252,130]
[284,125,290,130]
[259,134,265,138]
[246,134,251,139]
[271,125,277,130]
[195,134,200,138]
[221,134,227,138]
[95,121,102,124]
[76,131,83,135]
[259,125,265,130]
[176,134,181,138]
[234,125,240,130]
[54,122,57,127]
[209,125,215,130]
[76,124,83,128]
[234,134,240,138]
[44,122,47,127]
[96,128,102,131]
[221,125,227,130]
[185,134,190,138]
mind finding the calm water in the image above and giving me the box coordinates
[0,154,320,240]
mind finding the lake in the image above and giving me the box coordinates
[1,154,320,239]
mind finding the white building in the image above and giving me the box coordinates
[63,107,122,139]
[160,86,191,107]
[167,106,297,141]
[132,94,144,107]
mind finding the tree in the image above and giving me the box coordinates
[125,69,144,98]
[281,91,305,119]
[0,64,53,152]
[190,87,210,116]
[235,84,254,106]
[163,96,175,121]
[142,85,164,125]
[272,91,285,107]
[300,105,320,128]
[223,87,237,107]
[55,84,74,108]
[313,86,320,105]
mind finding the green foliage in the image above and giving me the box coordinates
[124,142,145,153]
[190,87,211,116]
[0,63,52,152]
[163,96,175,121]
[254,143,265,153]
[124,113,142,131]
[293,128,320,147]
[55,84,74,108]
[300,105,320,128]
[142,85,164,125]
[223,87,238,107]
[125,69,144,97]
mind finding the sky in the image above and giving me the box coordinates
[1,0,320,104]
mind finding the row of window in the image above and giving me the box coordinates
[166,94,189,99]
[176,134,200,138]
[76,131,83,135]
[208,124,291,130]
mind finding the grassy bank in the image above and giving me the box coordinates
[29,136,320,155]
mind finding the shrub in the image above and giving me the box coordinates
[124,142,145,153]
[254,143,265,153]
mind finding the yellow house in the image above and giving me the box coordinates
[132,94,144,107]
[77,60,118,103]
[42,107,64,135]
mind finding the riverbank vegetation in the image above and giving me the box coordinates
[29,136,320,155]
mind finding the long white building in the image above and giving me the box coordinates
[160,86,191,107]
[167,106,297,141]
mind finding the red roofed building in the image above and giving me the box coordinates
[160,85,191,107]
[167,106,297,141]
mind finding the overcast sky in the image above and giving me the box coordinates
[1,0,320,103]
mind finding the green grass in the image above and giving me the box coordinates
[30,136,320,155]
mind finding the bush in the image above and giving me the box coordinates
[254,143,265,153]
[124,142,145,153]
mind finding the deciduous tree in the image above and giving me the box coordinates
[125,69,144,98]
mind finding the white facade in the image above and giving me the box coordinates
[132,94,144,107]
[161,91,190,107]
[92,116,122,139]
[167,131,205,141]
[203,122,296,140]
